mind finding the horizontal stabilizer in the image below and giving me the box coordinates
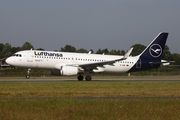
[149,60,174,66]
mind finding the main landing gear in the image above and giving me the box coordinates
[26,68,31,79]
[77,75,92,81]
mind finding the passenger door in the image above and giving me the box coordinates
[27,51,33,62]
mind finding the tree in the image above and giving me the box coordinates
[101,48,109,54]
[21,42,34,50]
[131,44,146,56]
[0,43,4,52]
[11,47,21,53]
[1,43,12,58]
[109,49,119,55]
[172,53,180,65]
[76,48,88,53]
[96,49,102,54]
[120,50,125,55]
[0,43,4,58]
[36,48,45,51]
[60,45,76,52]
[162,45,173,60]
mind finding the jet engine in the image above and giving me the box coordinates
[51,66,78,76]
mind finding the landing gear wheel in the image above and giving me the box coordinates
[26,75,30,79]
[77,75,84,81]
[85,75,92,81]
[26,68,31,79]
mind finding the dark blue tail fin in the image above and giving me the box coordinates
[139,32,168,61]
[128,32,169,72]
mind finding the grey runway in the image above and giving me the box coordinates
[0,77,180,82]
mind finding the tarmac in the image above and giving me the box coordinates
[0,76,180,82]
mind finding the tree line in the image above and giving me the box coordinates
[0,42,180,65]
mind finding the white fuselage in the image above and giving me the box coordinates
[6,50,139,73]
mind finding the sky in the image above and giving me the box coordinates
[0,0,180,53]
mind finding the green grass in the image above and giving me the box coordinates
[0,81,180,97]
[1,81,180,120]
[1,99,180,120]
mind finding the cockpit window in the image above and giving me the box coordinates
[13,54,22,57]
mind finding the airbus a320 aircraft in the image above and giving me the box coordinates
[6,32,169,81]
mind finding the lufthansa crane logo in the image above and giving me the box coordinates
[149,44,162,58]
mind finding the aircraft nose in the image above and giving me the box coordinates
[6,57,13,65]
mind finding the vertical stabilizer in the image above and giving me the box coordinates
[128,32,169,72]
[139,32,168,60]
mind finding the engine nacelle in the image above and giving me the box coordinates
[61,66,78,76]
[51,66,78,76]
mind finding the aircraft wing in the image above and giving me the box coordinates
[67,47,133,69]
[80,47,133,68]
[66,58,123,69]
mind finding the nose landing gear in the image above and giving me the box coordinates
[26,68,31,79]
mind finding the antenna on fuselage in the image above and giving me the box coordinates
[88,51,92,54]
